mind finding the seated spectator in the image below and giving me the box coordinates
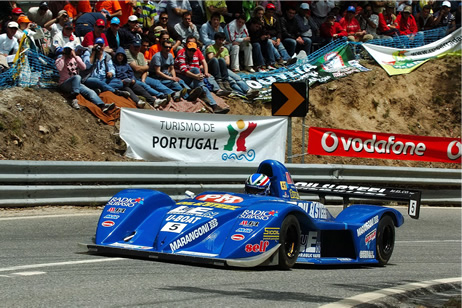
[164,0,192,28]
[295,3,320,54]
[320,12,347,41]
[174,11,201,47]
[225,0,243,24]
[119,15,143,48]
[263,3,290,64]
[281,6,310,57]
[310,0,335,29]
[105,17,133,54]
[433,1,456,32]
[80,37,130,99]
[205,0,228,23]
[0,22,19,69]
[246,17,268,72]
[378,2,400,36]
[200,12,224,48]
[118,1,135,26]
[134,1,157,30]
[94,0,122,19]
[357,4,379,40]
[113,47,164,108]
[63,1,79,22]
[141,37,151,60]
[44,10,70,40]
[416,4,436,31]
[15,16,45,51]
[149,12,182,49]
[125,38,176,102]
[75,12,107,37]
[395,5,418,35]
[190,0,208,26]
[1,7,23,35]
[56,43,115,112]
[225,14,254,72]
[146,30,175,62]
[150,40,202,102]
[82,19,110,51]
[205,32,233,91]
[27,1,53,27]
[51,21,76,55]
[174,41,229,114]
[339,6,370,42]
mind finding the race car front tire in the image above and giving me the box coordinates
[278,215,301,270]
[376,215,395,266]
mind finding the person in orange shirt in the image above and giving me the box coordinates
[146,29,175,63]
[64,1,92,22]
[94,0,122,19]
[117,0,136,26]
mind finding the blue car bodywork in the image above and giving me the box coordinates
[83,160,420,269]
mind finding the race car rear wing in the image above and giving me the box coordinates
[294,182,421,219]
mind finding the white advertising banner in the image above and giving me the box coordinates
[120,109,288,163]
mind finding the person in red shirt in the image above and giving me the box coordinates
[82,19,110,51]
[395,5,418,35]
[339,6,366,41]
[321,13,347,41]
[377,2,400,37]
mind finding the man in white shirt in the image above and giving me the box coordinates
[0,22,19,68]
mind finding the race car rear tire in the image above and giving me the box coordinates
[278,215,301,270]
[376,215,395,266]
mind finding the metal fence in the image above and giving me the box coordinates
[0,161,460,207]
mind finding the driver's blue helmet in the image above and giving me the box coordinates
[245,173,271,195]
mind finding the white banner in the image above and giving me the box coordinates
[120,109,288,163]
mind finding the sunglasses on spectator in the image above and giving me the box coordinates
[160,17,168,20]
[96,25,105,28]
[65,27,73,30]
[163,46,172,49]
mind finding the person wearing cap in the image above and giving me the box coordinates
[119,15,143,48]
[174,40,230,114]
[74,12,107,37]
[55,43,115,112]
[295,2,320,54]
[44,9,70,39]
[15,16,45,51]
[174,11,200,47]
[377,2,400,36]
[281,6,311,57]
[1,7,24,35]
[82,19,110,51]
[224,14,254,72]
[0,22,19,68]
[339,6,367,41]
[27,1,53,27]
[51,21,76,55]
[149,12,182,50]
[434,1,456,31]
[145,29,175,61]
[200,12,224,48]
[126,38,177,101]
[395,5,418,35]
[105,17,133,54]
[263,3,290,64]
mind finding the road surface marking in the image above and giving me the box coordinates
[0,213,100,221]
[0,258,124,272]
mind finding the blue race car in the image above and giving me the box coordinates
[82,160,420,269]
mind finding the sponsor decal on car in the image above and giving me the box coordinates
[169,219,219,252]
[161,222,188,233]
[245,240,269,253]
[239,210,278,220]
[280,181,287,190]
[107,207,126,214]
[365,229,377,245]
[103,214,120,219]
[102,220,115,227]
[239,220,259,227]
[168,206,219,218]
[296,202,328,219]
[107,197,144,207]
[195,194,244,204]
[263,227,280,241]
[165,215,201,224]
[289,190,300,199]
[109,242,151,250]
[300,231,320,255]
[235,228,253,233]
[231,234,245,241]
[359,250,375,258]
[177,201,240,211]
[357,215,379,237]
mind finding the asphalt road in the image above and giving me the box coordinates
[0,206,460,307]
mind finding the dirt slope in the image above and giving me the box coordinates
[0,56,460,168]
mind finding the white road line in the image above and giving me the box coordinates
[12,271,46,276]
[396,240,461,243]
[0,258,124,272]
[0,213,100,221]
[320,277,462,308]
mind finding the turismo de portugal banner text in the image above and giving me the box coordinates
[308,127,461,164]
[363,28,461,76]
[120,109,288,163]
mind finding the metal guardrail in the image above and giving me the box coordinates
[0,161,460,207]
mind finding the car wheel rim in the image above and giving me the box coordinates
[285,225,298,258]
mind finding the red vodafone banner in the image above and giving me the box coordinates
[308,127,461,164]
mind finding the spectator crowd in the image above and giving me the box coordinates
[0,1,460,114]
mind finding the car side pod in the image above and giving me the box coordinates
[225,244,281,267]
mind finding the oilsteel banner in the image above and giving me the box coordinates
[362,28,462,76]
[308,127,461,164]
[120,108,288,163]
